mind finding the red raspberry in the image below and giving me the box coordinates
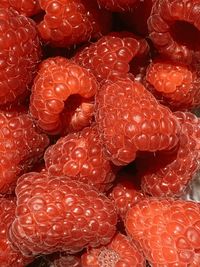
[73,32,149,82]
[0,198,33,266]
[44,126,116,191]
[137,112,200,197]
[95,78,180,166]
[81,233,146,266]
[47,252,81,267]
[0,0,41,17]
[148,0,200,64]
[0,8,41,105]
[60,96,94,135]
[109,172,145,219]
[0,110,49,194]
[125,198,200,266]
[145,59,200,110]
[97,0,137,12]
[37,0,112,47]
[29,57,98,134]
[9,172,117,256]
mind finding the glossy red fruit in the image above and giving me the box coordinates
[0,8,41,105]
[37,0,112,47]
[0,0,41,17]
[29,57,98,135]
[9,172,117,256]
[73,32,149,82]
[0,110,49,194]
[109,172,144,219]
[97,0,137,12]
[125,198,200,266]
[0,198,33,266]
[95,78,180,166]
[145,59,200,110]
[44,125,116,192]
[148,0,200,64]
[137,112,200,197]
[81,233,146,267]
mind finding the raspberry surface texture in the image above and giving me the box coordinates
[125,198,200,266]
[95,78,180,165]
[0,8,41,105]
[81,233,146,267]
[10,172,117,256]
[30,57,98,134]
[44,125,116,191]
[97,0,137,12]
[0,110,49,194]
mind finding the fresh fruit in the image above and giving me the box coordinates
[148,0,200,64]
[37,0,112,47]
[0,8,41,105]
[0,197,33,266]
[125,198,200,266]
[97,0,137,12]
[145,59,200,110]
[137,111,200,197]
[29,57,98,134]
[0,0,41,17]
[9,172,117,256]
[81,232,146,266]
[0,110,49,194]
[109,172,144,219]
[44,125,117,191]
[73,32,149,82]
[95,77,180,166]
[47,252,81,267]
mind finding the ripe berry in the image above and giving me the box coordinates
[95,78,180,165]
[0,8,41,105]
[9,172,117,256]
[125,198,200,266]
[29,57,98,134]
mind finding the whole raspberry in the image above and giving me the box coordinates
[145,59,200,110]
[95,78,180,166]
[73,32,149,82]
[37,0,112,47]
[29,57,98,134]
[9,172,117,256]
[125,198,200,266]
[0,198,33,266]
[81,233,146,267]
[148,0,200,64]
[0,110,49,194]
[0,0,41,17]
[138,112,200,197]
[97,0,137,12]
[44,126,116,191]
[0,8,41,105]
[109,172,144,219]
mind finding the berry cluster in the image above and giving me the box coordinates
[0,1,200,266]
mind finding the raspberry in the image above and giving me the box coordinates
[9,172,117,256]
[95,78,180,166]
[44,125,116,191]
[0,110,49,194]
[145,59,200,110]
[137,112,200,197]
[97,0,137,12]
[125,198,200,266]
[73,32,149,82]
[37,0,112,47]
[0,0,41,17]
[0,8,41,105]
[109,172,144,219]
[81,233,146,266]
[29,57,98,134]
[148,0,200,64]
[0,198,33,266]
[47,252,81,267]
